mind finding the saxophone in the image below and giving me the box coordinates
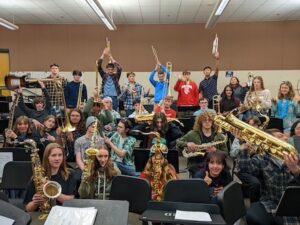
[82,119,99,183]
[20,139,61,219]
[214,112,298,160]
[182,135,228,158]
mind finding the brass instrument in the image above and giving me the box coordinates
[152,45,159,63]
[247,72,254,87]
[135,87,155,122]
[61,87,76,133]
[132,130,172,201]
[164,61,172,97]
[76,81,84,110]
[95,60,100,103]
[106,37,112,63]
[182,135,227,158]
[4,92,20,146]
[214,111,298,161]
[212,95,221,114]
[20,139,61,220]
[5,74,62,90]
[82,119,99,183]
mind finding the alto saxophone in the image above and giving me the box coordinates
[214,111,298,160]
[20,139,61,220]
[182,135,227,158]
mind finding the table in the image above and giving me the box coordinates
[30,199,129,225]
[139,201,226,225]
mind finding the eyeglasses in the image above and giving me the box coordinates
[200,101,208,104]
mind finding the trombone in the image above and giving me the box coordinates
[213,95,221,114]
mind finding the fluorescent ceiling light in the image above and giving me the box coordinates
[205,0,231,29]
[215,0,230,16]
[0,18,19,30]
[86,0,116,31]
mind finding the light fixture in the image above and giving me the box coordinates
[205,0,230,29]
[86,0,116,31]
[0,18,19,30]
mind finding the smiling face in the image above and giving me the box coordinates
[208,159,224,177]
[280,83,290,96]
[17,121,29,133]
[225,86,233,98]
[48,147,63,169]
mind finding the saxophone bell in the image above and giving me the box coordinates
[43,181,62,199]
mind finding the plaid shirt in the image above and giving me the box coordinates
[237,151,300,225]
[44,75,67,107]
[119,82,143,110]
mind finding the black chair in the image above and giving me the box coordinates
[164,179,210,203]
[275,186,300,217]
[0,147,31,161]
[133,148,179,173]
[110,175,151,214]
[0,200,31,225]
[178,117,196,134]
[0,161,32,209]
[144,104,154,113]
[217,181,246,225]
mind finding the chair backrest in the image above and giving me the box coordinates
[110,175,151,214]
[0,200,31,225]
[164,179,210,203]
[0,147,31,161]
[0,161,32,190]
[217,181,246,225]
[133,148,179,173]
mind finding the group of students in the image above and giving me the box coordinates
[3,46,300,225]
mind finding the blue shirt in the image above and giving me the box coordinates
[149,65,170,103]
[199,74,218,101]
[104,76,117,96]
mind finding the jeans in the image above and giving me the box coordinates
[236,171,261,203]
[115,162,140,177]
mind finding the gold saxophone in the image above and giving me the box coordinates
[82,119,99,183]
[214,112,298,160]
[182,135,228,158]
[20,139,61,220]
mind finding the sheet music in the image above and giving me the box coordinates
[175,210,212,222]
[0,215,15,225]
[45,206,97,225]
[0,152,13,178]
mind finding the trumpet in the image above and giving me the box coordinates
[213,95,221,114]
[182,135,227,158]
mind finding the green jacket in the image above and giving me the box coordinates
[176,130,228,168]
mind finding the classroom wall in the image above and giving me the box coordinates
[1,21,300,72]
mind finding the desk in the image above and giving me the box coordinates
[30,199,129,225]
[139,201,226,225]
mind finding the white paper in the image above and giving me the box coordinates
[45,206,97,225]
[212,34,219,55]
[0,152,13,178]
[0,215,15,225]
[175,210,212,222]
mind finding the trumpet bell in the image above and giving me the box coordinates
[85,148,99,156]
[62,123,76,132]
[43,181,62,199]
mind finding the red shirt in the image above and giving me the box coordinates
[154,105,177,118]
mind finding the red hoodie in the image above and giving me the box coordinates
[174,80,199,106]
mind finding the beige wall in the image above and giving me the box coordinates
[1,21,300,72]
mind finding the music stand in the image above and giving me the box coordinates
[274,186,300,217]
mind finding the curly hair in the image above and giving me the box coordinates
[13,116,33,135]
[193,111,215,132]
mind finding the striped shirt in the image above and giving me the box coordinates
[199,74,218,101]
